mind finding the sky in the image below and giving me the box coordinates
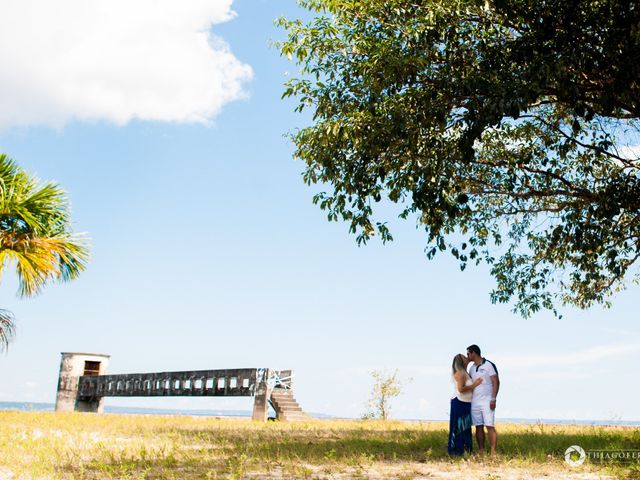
[0,0,639,422]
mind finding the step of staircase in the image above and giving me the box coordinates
[273,401,303,408]
[279,410,307,419]
[278,412,308,421]
[270,388,309,422]
[279,405,304,413]
[271,391,297,399]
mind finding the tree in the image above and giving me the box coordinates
[363,369,407,420]
[0,154,89,351]
[278,0,640,317]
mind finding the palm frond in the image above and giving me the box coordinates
[0,153,90,298]
[0,309,16,353]
[48,235,90,282]
[0,234,89,296]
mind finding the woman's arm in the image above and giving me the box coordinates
[454,372,482,393]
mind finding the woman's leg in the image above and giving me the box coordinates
[459,401,473,453]
[447,398,460,455]
[463,426,473,453]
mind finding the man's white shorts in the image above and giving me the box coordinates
[471,402,495,427]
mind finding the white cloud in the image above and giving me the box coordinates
[0,0,253,128]
[336,365,445,378]
[495,343,640,369]
[600,327,640,337]
[511,370,592,381]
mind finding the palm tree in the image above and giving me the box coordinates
[0,154,89,352]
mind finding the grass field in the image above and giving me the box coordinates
[0,411,638,479]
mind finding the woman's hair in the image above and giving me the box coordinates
[451,354,466,376]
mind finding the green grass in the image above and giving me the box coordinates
[0,411,638,479]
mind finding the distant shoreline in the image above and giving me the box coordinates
[1,401,638,426]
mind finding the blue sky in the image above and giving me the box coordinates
[1,0,639,421]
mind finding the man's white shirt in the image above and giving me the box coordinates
[469,359,497,403]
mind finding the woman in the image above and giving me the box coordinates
[448,353,482,455]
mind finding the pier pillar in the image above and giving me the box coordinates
[252,368,271,421]
[55,352,110,413]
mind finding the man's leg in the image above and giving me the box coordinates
[475,425,485,454]
[486,426,497,455]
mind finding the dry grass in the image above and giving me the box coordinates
[0,411,637,479]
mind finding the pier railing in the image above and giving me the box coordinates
[78,368,262,399]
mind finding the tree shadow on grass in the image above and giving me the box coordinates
[66,424,640,479]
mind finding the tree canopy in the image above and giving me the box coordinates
[0,154,89,350]
[279,0,640,316]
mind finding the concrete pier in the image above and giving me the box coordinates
[54,354,306,421]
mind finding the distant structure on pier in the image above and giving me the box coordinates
[54,352,307,422]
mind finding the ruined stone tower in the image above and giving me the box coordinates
[55,352,110,413]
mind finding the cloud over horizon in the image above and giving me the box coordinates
[0,0,253,129]
[495,342,640,369]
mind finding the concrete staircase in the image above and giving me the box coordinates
[270,389,308,422]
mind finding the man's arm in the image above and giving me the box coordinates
[490,375,499,410]
[455,372,482,392]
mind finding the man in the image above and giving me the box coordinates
[467,344,500,456]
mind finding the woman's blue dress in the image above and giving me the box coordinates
[448,396,473,455]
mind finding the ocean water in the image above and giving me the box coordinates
[0,401,253,417]
[1,402,638,426]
